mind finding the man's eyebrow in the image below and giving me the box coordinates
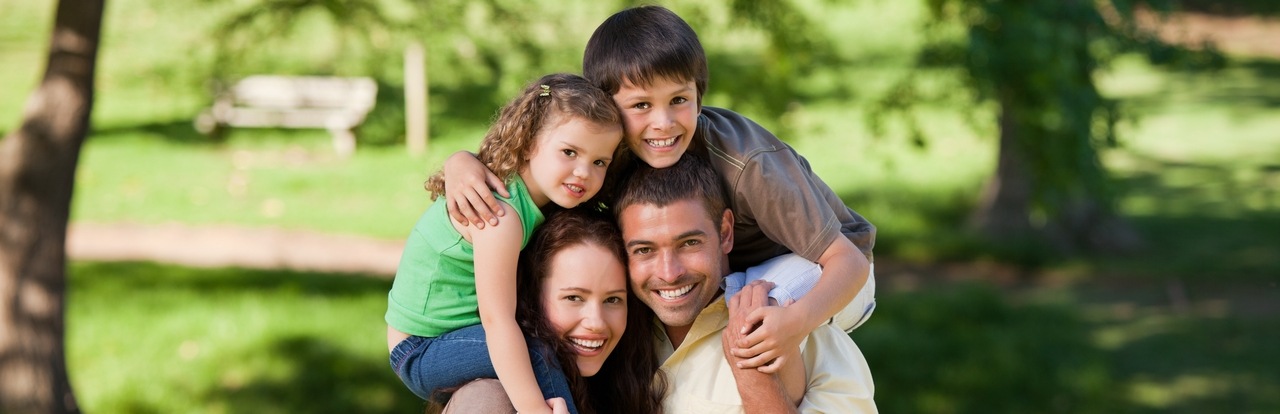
[624,239,651,249]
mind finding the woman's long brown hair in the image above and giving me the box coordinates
[516,207,665,414]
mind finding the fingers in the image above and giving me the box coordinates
[755,354,787,374]
[462,189,497,227]
[485,171,510,200]
[547,397,569,414]
[734,348,780,370]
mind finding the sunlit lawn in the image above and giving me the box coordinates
[8,0,1280,412]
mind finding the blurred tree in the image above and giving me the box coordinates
[872,0,1221,254]
[0,0,103,412]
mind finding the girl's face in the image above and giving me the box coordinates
[540,242,628,377]
[521,117,622,209]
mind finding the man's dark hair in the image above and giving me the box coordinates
[612,153,727,224]
[583,5,709,105]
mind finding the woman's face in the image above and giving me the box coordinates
[540,242,628,377]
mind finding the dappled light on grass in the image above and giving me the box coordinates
[66,261,423,413]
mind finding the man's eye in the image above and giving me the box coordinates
[682,239,701,247]
[631,247,652,256]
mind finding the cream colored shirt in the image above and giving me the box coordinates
[655,296,878,413]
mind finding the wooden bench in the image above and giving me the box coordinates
[196,75,378,155]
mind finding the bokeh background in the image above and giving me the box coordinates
[2,0,1277,412]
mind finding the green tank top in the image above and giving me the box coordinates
[385,177,545,337]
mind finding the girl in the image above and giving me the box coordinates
[386,73,623,414]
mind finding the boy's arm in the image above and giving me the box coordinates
[443,150,509,228]
[733,237,866,371]
[471,203,553,414]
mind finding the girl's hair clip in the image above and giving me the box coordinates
[539,84,551,97]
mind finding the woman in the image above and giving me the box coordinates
[438,208,664,414]
[516,208,664,414]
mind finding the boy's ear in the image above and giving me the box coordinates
[718,208,734,254]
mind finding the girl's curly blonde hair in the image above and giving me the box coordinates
[424,73,622,200]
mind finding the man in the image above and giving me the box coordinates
[443,154,876,412]
[612,154,876,413]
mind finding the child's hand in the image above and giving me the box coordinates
[731,294,809,374]
[724,280,774,366]
[547,397,569,414]
[443,151,507,228]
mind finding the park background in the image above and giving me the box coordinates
[2,0,1278,412]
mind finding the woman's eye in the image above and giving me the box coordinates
[564,295,583,302]
[605,296,624,305]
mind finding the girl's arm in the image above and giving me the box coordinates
[472,202,552,414]
[443,150,508,228]
[732,237,868,373]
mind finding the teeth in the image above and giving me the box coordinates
[566,184,583,193]
[658,285,693,299]
[647,137,677,148]
[571,338,604,349]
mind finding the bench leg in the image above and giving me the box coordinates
[329,128,356,156]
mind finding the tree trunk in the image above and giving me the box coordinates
[970,93,1035,242]
[0,0,104,412]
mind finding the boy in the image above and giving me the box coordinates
[444,5,876,373]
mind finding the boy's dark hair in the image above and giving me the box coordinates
[583,5,708,105]
[612,153,726,225]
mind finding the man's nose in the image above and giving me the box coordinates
[656,251,684,284]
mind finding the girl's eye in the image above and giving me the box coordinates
[593,160,608,167]
[562,149,577,157]
[633,102,651,110]
[605,296,624,305]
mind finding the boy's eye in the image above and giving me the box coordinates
[562,149,577,157]
[672,96,688,105]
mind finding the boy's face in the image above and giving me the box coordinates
[612,77,700,169]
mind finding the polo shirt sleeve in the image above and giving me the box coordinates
[733,147,846,263]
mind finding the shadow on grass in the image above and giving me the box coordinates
[207,335,425,414]
[73,261,391,298]
[857,282,1280,413]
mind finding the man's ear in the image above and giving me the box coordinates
[719,208,734,255]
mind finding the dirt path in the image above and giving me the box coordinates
[67,222,404,277]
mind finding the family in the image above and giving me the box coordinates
[385,5,878,413]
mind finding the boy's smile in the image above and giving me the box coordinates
[612,77,700,169]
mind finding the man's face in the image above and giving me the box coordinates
[611,77,700,169]
[618,198,732,329]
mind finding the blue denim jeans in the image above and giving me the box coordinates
[389,324,578,413]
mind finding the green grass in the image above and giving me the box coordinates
[69,262,1280,413]
[68,262,422,413]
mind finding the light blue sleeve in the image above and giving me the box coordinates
[722,253,821,306]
